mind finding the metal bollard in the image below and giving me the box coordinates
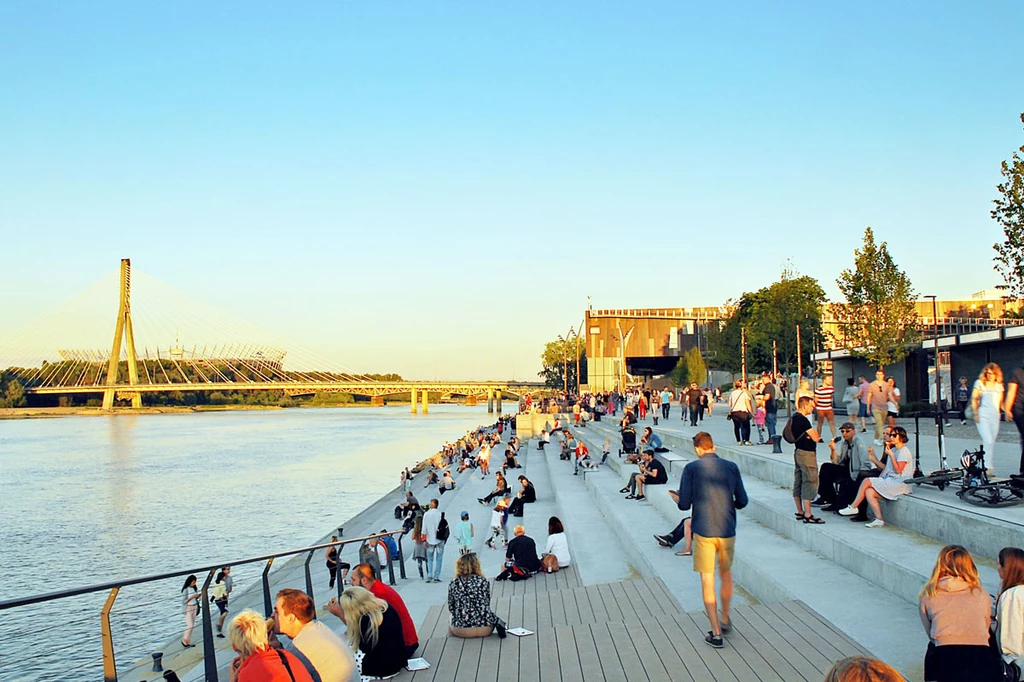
[151,652,163,672]
[771,435,783,454]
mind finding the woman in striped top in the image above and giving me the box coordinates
[814,376,837,441]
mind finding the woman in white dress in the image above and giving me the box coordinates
[972,363,1004,460]
[839,426,913,528]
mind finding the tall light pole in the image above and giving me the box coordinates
[925,294,946,468]
[741,327,747,382]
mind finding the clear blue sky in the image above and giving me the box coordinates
[1,2,1022,380]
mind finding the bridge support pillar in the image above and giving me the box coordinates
[487,388,494,413]
[370,396,384,407]
[410,387,418,413]
[496,390,502,414]
[421,391,428,414]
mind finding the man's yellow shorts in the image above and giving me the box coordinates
[692,533,735,575]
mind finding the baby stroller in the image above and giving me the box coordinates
[619,426,637,457]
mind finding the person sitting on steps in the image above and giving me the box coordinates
[620,449,668,501]
[654,514,693,556]
[479,472,509,505]
[839,426,913,528]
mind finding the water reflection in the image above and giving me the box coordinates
[1,405,488,681]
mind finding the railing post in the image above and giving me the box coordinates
[101,587,119,682]
[396,535,407,580]
[304,551,316,619]
[387,544,397,586]
[200,569,219,682]
[262,558,275,617]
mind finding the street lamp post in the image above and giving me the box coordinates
[925,294,946,468]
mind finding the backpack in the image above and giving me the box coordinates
[436,513,450,542]
[782,417,797,444]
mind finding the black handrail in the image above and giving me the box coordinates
[0,529,408,682]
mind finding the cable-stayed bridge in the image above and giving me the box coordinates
[0,259,541,411]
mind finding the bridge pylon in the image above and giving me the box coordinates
[101,259,142,410]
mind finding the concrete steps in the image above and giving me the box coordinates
[563,426,929,677]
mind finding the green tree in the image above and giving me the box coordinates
[993,113,1024,298]
[4,379,26,407]
[538,336,586,390]
[669,357,688,387]
[683,346,708,387]
[833,226,919,370]
[707,271,826,376]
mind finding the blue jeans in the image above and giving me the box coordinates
[765,411,777,439]
[426,542,444,580]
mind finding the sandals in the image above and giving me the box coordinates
[802,515,825,524]
[794,512,805,519]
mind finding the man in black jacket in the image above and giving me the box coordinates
[505,525,542,573]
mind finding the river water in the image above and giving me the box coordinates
[0,405,491,681]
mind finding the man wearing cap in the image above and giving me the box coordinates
[811,422,867,511]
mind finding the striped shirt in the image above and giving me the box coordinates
[814,386,835,411]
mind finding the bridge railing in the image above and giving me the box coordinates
[0,529,408,682]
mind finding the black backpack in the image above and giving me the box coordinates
[782,417,797,444]
[436,513,450,542]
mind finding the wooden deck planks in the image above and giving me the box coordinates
[572,623,607,682]
[555,623,585,682]
[606,621,650,681]
[747,603,836,673]
[590,621,628,682]
[729,606,817,682]
[404,575,869,682]
[782,600,871,658]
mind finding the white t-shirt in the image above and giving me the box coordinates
[544,532,571,566]
[423,508,441,546]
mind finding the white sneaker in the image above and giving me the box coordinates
[837,506,858,516]
[865,519,885,528]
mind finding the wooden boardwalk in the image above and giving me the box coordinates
[398,572,870,682]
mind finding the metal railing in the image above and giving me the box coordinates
[0,529,407,682]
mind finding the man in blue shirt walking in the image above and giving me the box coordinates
[675,431,748,649]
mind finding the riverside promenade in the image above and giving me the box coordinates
[135,405,1024,681]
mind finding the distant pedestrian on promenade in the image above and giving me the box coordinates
[455,511,474,555]
[841,378,860,426]
[687,382,703,427]
[856,375,870,432]
[956,377,971,425]
[972,363,1004,461]
[180,574,200,648]
[728,380,754,446]
[814,375,837,440]
[660,387,673,420]
[676,432,748,649]
[326,537,349,590]
[423,499,445,583]
[762,375,779,441]
[868,371,893,444]
[886,377,901,429]
[211,568,232,637]
[1004,367,1024,474]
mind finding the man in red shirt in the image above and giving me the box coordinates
[348,562,419,657]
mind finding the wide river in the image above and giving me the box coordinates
[0,404,492,681]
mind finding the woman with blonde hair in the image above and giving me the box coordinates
[918,545,998,681]
[447,553,502,638]
[327,586,406,679]
[226,610,313,681]
[996,547,1024,678]
[973,363,1005,460]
